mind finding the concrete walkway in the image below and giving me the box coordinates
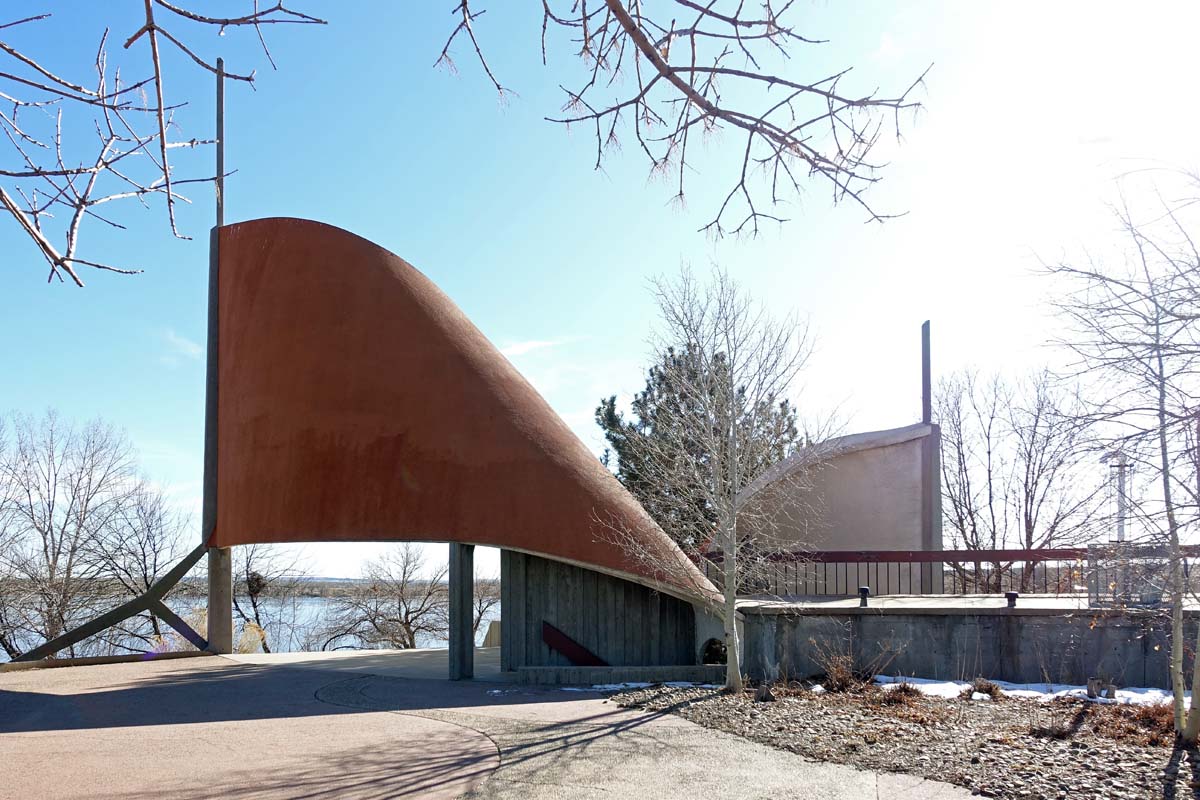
[0,649,972,800]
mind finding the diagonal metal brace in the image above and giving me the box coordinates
[15,544,210,662]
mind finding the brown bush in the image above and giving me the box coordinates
[1092,702,1176,748]
[875,681,922,706]
[820,652,864,693]
[960,677,1003,701]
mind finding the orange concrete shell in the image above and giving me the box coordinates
[209,218,712,600]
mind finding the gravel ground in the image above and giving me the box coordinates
[610,683,1200,799]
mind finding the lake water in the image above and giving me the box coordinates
[0,595,501,662]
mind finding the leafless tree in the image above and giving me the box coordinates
[473,573,501,642]
[0,410,137,658]
[1046,170,1200,739]
[232,542,307,653]
[89,480,195,652]
[0,4,325,285]
[313,544,449,652]
[936,370,1103,591]
[0,416,21,658]
[598,267,815,691]
[441,1,928,236]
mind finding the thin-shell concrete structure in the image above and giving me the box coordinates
[209,217,710,601]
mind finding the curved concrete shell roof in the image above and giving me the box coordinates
[210,218,712,600]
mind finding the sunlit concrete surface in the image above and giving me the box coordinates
[0,648,973,800]
[224,645,509,681]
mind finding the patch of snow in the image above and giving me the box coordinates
[970,692,992,702]
[876,676,964,699]
[809,685,826,694]
[664,681,722,688]
[561,681,653,693]
[875,675,1183,706]
[560,680,722,693]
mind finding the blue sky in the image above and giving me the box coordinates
[2,2,1198,576]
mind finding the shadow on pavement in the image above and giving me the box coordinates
[155,746,497,800]
[0,652,647,735]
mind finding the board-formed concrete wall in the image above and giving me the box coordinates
[743,607,1194,689]
[501,550,698,670]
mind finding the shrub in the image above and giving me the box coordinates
[960,677,1003,700]
[820,652,862,693]
[1094,702,1176,748]
[876,680,921,706]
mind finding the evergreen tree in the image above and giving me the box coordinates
[596,344,800,547]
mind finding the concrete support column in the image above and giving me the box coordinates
[449,542,475,680]
[207,547,233,654]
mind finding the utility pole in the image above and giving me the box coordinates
[204,57,233,654]
[1102,451,1129,543]
[216,57,225,227]
[1115,455,1128,543]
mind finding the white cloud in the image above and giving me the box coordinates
[500,339,564,358]
[871,32,903,63]
[164,329,203,360]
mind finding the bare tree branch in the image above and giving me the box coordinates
[445,1,927,236]
[1,4,323,284]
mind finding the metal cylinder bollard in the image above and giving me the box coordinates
[859,586,870,607]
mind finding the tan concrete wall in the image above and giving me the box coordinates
[741,424,940,553]
[800,437,924,550]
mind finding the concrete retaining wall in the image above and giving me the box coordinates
[743,607,1196,688]
[501,550,697,670]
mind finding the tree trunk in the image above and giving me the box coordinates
[1183,620,1200,742]
[1154,353,1186,733]
[1183,415,1200,743]
[722,519,743,692]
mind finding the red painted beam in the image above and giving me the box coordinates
[542,621,608,667]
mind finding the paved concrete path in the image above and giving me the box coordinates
[0,650,973,800]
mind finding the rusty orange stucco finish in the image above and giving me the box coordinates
[210,218,710,599]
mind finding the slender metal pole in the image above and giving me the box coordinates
[216,57,225,227]
[1115,456,1127,543]
[921,320,932,425]
[205,56,233,654]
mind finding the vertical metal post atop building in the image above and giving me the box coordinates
[448,543,475,680]
[921,320,932,425]
[919,320,939,592]
[204,58,233,654]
